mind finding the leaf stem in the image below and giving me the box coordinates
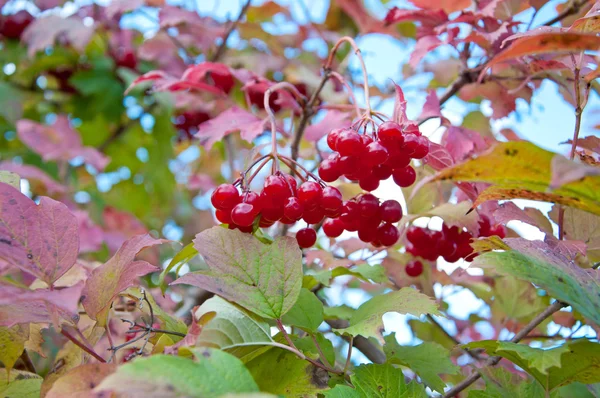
[343,336,353,373]
[310,333,333,369]
[61,329,106,363]
[210,0,253,62]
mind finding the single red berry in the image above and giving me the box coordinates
[297,181,323,210]
[319,158,341,182]
[243,191,263,212]
[231,203,257,227]
[323,218,344,238]
[216,209,232,224]
[279,216,296,225]
[327,128,343,151]
[359,175,379,191]
[376,223,400,246]
[340,201,360,231]
[365,141,389,166]
[407,226,429,246]
[283,197,304,220]
[478,216,492,237]
[385,151,411,169]
[303,206,325,224]
[211,184,240,210]
[358,225,378,243]
[437,238,457,259]
[264,175,290,201]
[489,225,506,239]
[338,155,359,177]
[380,200,402,223]
[377,121,404,146]
[296,227,317,248]
[231,223,254,233]
[372,164,393,181]
[405,260,424,277]
[261,205,284,222]
[321,186,343,211]
[284,174,298,196]
[336,130,364,156]
[361,134,374,147]
[259,218,275,228]
[410,136,430,159]
[1,10,34,39]
[402,134,421,157]
[358,194,380,218]
[392,166,416,187]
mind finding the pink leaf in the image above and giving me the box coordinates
[0,282,83,327]
[105,0,144,18]
[410,36,442,67]
[304,111,352,142]
[409,0,472,13]
[424,142,454,170]
[383,7,448,31]
[564,135,600,154]
[158,6,225,52]
[419,90,445,122]
[187,174,216,192]
[392,82,409,125]
[550,155,600,189]
[82,234,168,323]
[102,207,148,254]
[22,15,94,57]
[16,116,109,171]
[73,210,104,253]
[0,161,66,195]
[194,106,266,149]
[137,33,187,76]
[0,183,79,286]
[493,202,554,234]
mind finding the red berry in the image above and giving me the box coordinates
[231,203,257,227]
[338,156,359,176]
[407,226,428,246]
[211,184,240,210]
[411,136,430,159]
[365,141,389,166]
[243,191,263,212]
[361,135,374,147]
[359,175,379,192]
[216,209,232,224]
[264,175,290,201]
[319,158,341,182]
[405,260,424,277]
[296,228,317,248]
[1,10,34,39]
[259,218,275,228]
[323,218,344,238]
[376,223,400,246]
[261,205,284,222]
[297,181,322,210]
[489,225,506,239]
[372,164,393,181]
[209,71,235,94]
[321,186,343,211]
[380,200,402,223]
[303,207,325,224]
[392,166,416,187]
[377,121,404,146]
[284,174,298,196]
[358,194,380,218]
[336,130,364,156]
[478,216,492,237]
[340,201,360,231]
[358,225,378,242]
[327,129,343,151]
[283,197,304,220]
[385,151,411,169]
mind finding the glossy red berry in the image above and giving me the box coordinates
[243,191,262,212]
[296,228,317,248]
[359,175,379,192]
[319,158,341,182]
[386,151,411,169]
[410,136,430,159]
[376,223,400,246]
[365,141,389,166]
[380,200,402,223]
[405,260,424,277]
[372,164,393,181]
[264,175,290,201]
[284,174,298,196]
[297,181,322,210]
[336,130,364,156]
[392,166,416,187]
[358,225,378,243]
[230,203,257,227]
[321,186,343,211]
[323,218,344,238]
[303,206,325,224]
[327,128,343,151]
[211,184,240,210]
[283,197,303,221]
[377,121,404,146]
[261,205,284,222]
[340,201,360,231]
[1,10,34,39]
[216,209,233,224]
[358,194,380,218]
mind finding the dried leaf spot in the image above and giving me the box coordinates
[201,349,211,357]
[0,238,11,245]
[558,277,565,283]
[27,253,33,259]
[504,149,518,157]
[8,198,17,205]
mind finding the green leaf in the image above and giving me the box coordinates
[549,205,600,262]
[312,264,388,286]
[490,275,550,324]
[0,369,42,398]
[174,227,303,319]
[246,348,330,396]
[431,141,600,215]
[0,81,25,123]
[468,367,544,398]
[0,325,28,374]
[473,240,600,326]
[0,171,20,189]
[324,305,355,321]
[159,242,198,294]
[324,364,427,397]
[334,288,440,343]
[384,334,460,393]
[194,296,277,363]
[292,333,336,367]
[464,340,600,391]
[281,288,324,332]
[97,349,259,397]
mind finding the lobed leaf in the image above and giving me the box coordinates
[281,288,324,332]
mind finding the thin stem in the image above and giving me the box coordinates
[61,329,106,363]
[543,0,589,26]
[343,336,354,373]
[20,350,36,374]
[329,71,362,119]
[210,0,252,62]
[325,36,371,118]
[310,333,333,369]
[442,301,566,398]
[276,319,302,355]
[279,155,323,184]
[126,327,187,338]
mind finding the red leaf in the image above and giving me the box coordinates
[384,7,448,28]
[410,36,443,67]
[424,142,454,170]
[0,282,83,327]
[304,111,352,142]
[0,161,66,195]
[74,210,104,253]
[392,82,409,125]
[335,0,396,34]
[569,2,600,33]
[0,182,79,286]
[16,116,109,171]
[550,155,600,189]
[195,107,266,149]
[81,234,168,324]
[419,90,445,122]
[102,207,148,254]
[22,15,94,57]
[105,0,143,18]
[564,135,600,154]
[158,6,225,52]
[492,202,554,234]
[409,0,472,13]
[443,126,490,162]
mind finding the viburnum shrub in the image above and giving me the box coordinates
[1,1,600,397]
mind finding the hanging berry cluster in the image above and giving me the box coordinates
[319,121,429,191]
[406,216,507,264]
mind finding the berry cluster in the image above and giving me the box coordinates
[323,194,402,247]
[319,121,429,191]
[211,172,344,248]
[406,216,506,268]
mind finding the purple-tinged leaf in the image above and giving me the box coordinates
[195,107,266,149]
[410,36,442,67]
[419,91,446,123]
[73,211,104,253]
[187,174,216,192]
[493,202,554,234]
[0,282,83,327]
[102,207,148,254]
[137,33,187,76]
[21,15,94,57]
[46,363,117,398]
[105,0,144,18]
[304,111,352,142]
[392,82,409,125]
[424,142,454,170]
[0,183,79,286]
[563,135,600,154]
[550,155,600,189]
[16,116,109,171]
[383,7,448,29]
[0,162,66,195]
[81,234,168,325]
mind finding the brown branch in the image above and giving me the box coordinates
[426,314,485,361]
[543,0,589,26]
[61,329,107,363]
[211,0,252,63]
[326,319,386,364]
[442,301,566,397]
[19,350,36,374]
